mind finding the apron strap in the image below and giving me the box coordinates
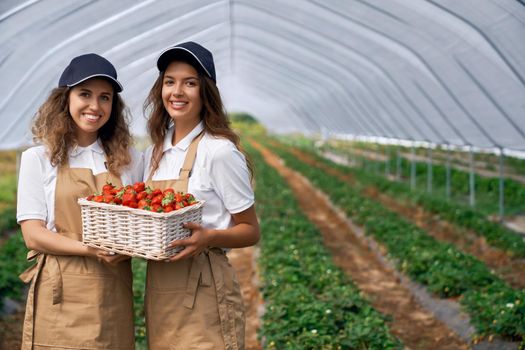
[19,253,63,349]
[179,132,204,181]
[19,254,64,303]
[147,131,204,186]
[183,250,213,309]
[182,249,240,350]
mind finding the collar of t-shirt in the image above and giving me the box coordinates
[70,139,104,158]
[162,121,204,153]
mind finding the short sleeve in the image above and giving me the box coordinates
[209,143,254,214]
[17,148,47,223]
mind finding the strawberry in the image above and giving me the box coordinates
[133,182,145,193]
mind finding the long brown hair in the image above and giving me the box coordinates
[31,85,132,176]
[144,63,254,179]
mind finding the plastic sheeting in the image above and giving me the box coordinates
[0,0,524,151]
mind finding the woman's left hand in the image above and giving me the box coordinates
[168,222,211,261]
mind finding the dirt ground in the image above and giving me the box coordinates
[0,306,23,350]
[228,246,262,350]
[252,140,469,350]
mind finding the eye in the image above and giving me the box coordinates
[79,92,90,98]
[164,79,174,86]
[100,95,111,102]
[186,80,198,87]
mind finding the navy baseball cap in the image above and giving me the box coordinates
[58,53,123,92]
[156,41,216,83]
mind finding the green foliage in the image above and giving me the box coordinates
[296,141,525,257]
[0,232,32,308]
[132,258,147,349]
[0,174,17,204]
[229,112,259,124]
[247,143,402,349]
[0,206,17,235]
[323,143,525,216]
[262,138,525,342]
[229,112,267,137]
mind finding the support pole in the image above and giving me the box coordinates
[427,147,433,194]
[385,147,390,178]
[498,147,505,222]
[410,146,416,190]
[396,147,401,181]
[446,145,451,201]
[374,147,380,174]
[469,146,476,208]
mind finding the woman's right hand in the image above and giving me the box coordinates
[86,246,130,265]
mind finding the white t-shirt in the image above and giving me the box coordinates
[16,140,144,232]
[143,122,254,231]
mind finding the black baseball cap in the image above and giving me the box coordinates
[156,41,216,83]
[58,53,123,92]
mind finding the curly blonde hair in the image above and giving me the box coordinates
[32,86,132,176]
[144,65,254,179]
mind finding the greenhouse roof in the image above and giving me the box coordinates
[0,0,524,151]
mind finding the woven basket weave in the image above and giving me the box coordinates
[78,198,204,260]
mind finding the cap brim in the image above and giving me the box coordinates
[156,47,213,80]
[66,74,123,92]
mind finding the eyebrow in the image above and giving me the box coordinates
[78,88,112,96]
[163,75,198,80]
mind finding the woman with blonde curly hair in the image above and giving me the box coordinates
[143,41,259,350]
[16,53,142,349]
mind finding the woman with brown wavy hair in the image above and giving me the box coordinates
[143,41,259,350]
[16,53,142,349]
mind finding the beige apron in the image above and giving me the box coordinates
[145,133,245,350]
[19,166,135,350]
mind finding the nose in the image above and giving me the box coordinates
[172,82,183,97]
[89,97,101,111]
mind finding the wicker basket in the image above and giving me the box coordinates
[78,198,204,260]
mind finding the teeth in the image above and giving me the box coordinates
[83,114,100,121]
[171,102,186,106]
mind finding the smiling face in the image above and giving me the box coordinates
[161,61,202,128]
[68,78,114,146]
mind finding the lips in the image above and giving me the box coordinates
[82,113,102,123]
[169,101,188,110]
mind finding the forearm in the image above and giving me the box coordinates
[206,222,260,248]
[20,220,92,257]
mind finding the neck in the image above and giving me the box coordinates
[76,131,97,147]
[172,119,200,146]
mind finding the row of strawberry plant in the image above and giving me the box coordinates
[246,143,402,349]
[0,173,18,236]
[263,139,524,343]
[0,206,17,236]
[320,141,525,216]
[293,142,525,258]
[0,232,32,309]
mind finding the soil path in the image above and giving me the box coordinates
[291,147,525,289]
[252,141,469,350]
[0,308,23,349]
[228,246,262,350]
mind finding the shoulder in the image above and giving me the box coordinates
[21,145,49,165]
[199,134,248,172]
[200,134,237,160]
[19,145,54,178]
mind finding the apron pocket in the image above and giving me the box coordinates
[148,259,191,291]
[51,273,133,348]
